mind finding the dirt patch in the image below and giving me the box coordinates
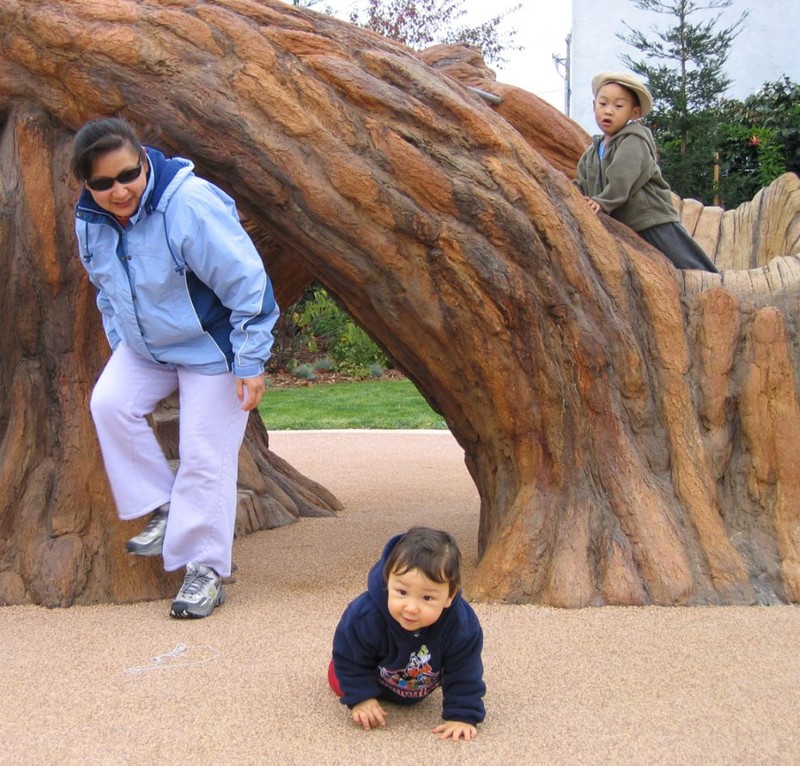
[265,368,406,389]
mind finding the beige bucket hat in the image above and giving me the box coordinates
[591,71,653,117]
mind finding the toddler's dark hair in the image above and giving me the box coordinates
[621,85,641,108]
[71,117,142,182]
[383,527,462,596]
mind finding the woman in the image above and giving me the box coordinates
[72,117,279,618]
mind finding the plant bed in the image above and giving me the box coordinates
[266,365,406,389]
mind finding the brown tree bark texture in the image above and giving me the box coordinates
[1,0,799,607]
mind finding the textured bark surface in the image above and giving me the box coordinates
[677,173,800,270]
[1,0,799,607]
[419,44,589,179]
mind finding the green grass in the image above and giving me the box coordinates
[259,378,448,430]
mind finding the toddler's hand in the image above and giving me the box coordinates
[351,698,388,730]
[582,195,603,215]
[432,720,477,740]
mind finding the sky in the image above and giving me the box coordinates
[287,0,574,110]
[460,1,573,109]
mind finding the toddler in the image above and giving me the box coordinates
[329,527,486,740]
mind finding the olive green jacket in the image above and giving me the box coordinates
[574,122,679,232]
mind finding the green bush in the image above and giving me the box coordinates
[650,78,800,209]
[328,322,388,377]
[292,286,349,354]
[284,285,389,378]
[715,124,784,208]
[711,78,800,208]
[292,363,317,381]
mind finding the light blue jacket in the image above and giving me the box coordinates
[75,148,279,378]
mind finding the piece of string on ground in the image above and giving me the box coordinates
[125,643,221,675]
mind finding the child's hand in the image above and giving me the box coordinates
[351,698,388,730]
[432,720,478,740]
[582,195,603,215]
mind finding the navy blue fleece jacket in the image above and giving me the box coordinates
[331,534,486,725]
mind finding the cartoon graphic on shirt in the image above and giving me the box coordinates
[379,645,442,699]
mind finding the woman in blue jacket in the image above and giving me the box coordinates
[72,117,279,618]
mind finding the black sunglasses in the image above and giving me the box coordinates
[86,162,143,192]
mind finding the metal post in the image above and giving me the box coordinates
[552,34,572,116]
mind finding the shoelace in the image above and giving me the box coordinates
[180,567,214,597]
[144,515,165,534]
[138,512,166,539]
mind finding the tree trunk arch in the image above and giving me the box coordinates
[1,0,799,607]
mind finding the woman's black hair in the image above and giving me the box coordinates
[71,117,142,183]
[383,527,462,596]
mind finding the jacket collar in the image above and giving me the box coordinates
[75,147,193,221]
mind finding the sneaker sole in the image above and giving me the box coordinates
[125,541,164,557]
[169,586,227,619]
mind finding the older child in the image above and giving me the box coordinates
[329,527,485,741]
[575,71,719,273]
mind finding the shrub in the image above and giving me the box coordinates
[328,322,388,377]
[292,363,317,381]
[283,285,389,378]
[312,356,335,372]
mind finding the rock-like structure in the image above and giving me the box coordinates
[419,44,589,178]
[1,0,799,607]
[678,173,800,270]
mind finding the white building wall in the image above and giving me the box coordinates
[570,0,800,134]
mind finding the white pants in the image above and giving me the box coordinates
[90,344,248,578]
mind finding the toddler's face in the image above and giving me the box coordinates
[386,567,454,632]
[593,82,642,138]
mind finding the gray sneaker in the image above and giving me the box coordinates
[170,563,226,619]
[125,510,168,556]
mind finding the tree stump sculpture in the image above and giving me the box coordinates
[1,0,799,607]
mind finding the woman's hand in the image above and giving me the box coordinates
[236,375,265,411]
